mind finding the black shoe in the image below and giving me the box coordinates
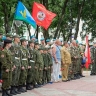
[62,80,67,82]
[26,85,32,90]
[10,87,17,95]
[34,84,39,88]
[6,89,13,96]
[2,89,8,96]
[18,86,25,93]
[14,87,21,94]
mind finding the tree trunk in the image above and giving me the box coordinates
[43,28,49,39]
[54,0,69,39]
[74,0,85,40]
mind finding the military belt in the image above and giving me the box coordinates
[15,57,20,59]
[30,60,35,62]
[22,58,27,60]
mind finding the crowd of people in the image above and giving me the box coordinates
[0,33,89,96]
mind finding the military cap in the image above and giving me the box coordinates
[30,35,36,39]
[43,47,48,50]
[2,36,6,40]
[28,40,34,44]
[40,37,45,41]
[20,38,27,42]
[46,39,50,42]
[35,42,39,45]
[6,33,13,38]
[13,35,20,38]
[53,39,56,41]
[4,39,12,43]
[76,40,79,44]
[35,39,38,42]
[38,47,44,50]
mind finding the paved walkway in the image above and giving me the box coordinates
[1,71,96,96]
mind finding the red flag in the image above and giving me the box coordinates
[85,35,91,68]
[32,2,56,30]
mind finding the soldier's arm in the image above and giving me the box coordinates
[0,51,9,70]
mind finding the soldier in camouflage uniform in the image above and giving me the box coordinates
[27,40,35,90]
[42,48,49,84]
[90,42,96,75]
[70,40,78,80]
[76,41,82,78]
[47,47,53,82]
[10,35,21,95]
[0,39,12,96]
[34,42,41,88]
[18,38,29,92]
[38,47,44,85]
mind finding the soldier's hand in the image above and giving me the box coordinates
[55,60,59,64]
[44,67,47,70]
[39,68,42,70]
[6,69,9,72]
[21,66,25,70]
[48,66,50,69]
[35,66,37,69]
[28,66,31,69]
[92,60,94,63]
[13,65,16,69]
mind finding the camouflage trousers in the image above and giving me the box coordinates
[19,69,27,85]
[27,68,34,84]
[38,70,43,84]
[2,70,12,90]
[43,68,51,83]
[11,66,21,86]
[91,62,96,74]
[34,68,39,84]
[70,60,77,78]
[76,58,82,74]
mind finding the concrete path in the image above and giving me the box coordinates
[1,71,96,96]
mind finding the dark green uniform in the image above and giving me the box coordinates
[19,46,29,85]
[70,46,77,79]
[10,43,21,86]
[42,52,49,84]
[27,47,35,85]
[47,52,53,82]
[90,46,96,75]
[34,49,41,86]
[0,48,12,90]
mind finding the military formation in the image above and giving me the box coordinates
[0,33,95,96]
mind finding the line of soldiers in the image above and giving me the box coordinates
[0,33,53,96]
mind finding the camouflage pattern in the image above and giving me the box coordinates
[70,45,77,78]
[19,46,29,85]
[90,46,96,74]
[27,47,35,84]
[47,52,53,82]
[10,43,21,86]
[34,49,41,85]
[0,48,12,90]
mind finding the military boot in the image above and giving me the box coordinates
[26,84,33,90]
[2,89,8,96]
[6,89,13,96]
[14,86,21,94]
[18,85,26,93]
[10,86,17,95]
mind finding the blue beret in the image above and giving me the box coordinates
[76,40,79,44]
[30,35,35,39]
[46,39,50,42]
[35,39,38,42]
[40,38,45,41]
[2,36,6,40]
[53,39,56,41]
